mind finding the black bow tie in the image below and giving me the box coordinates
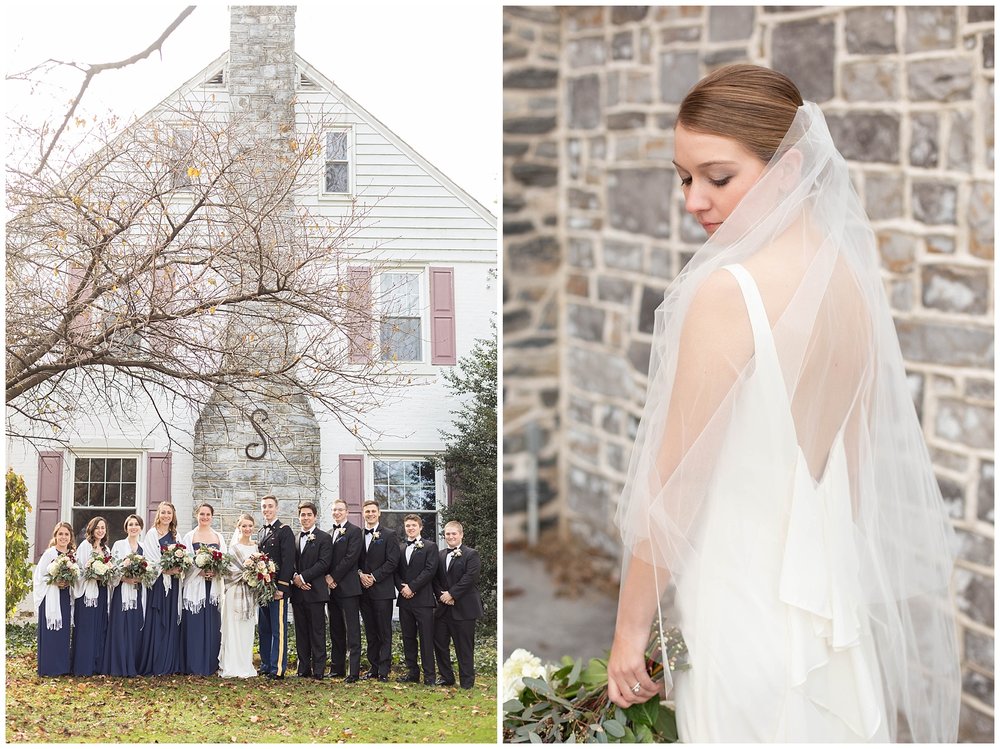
[300,531,312,537]
[365,528,375,535]
[406,539,419,546]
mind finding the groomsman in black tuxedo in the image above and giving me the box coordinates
[394,514,439,685]
[325,498,363,683]
[358,500,399,681]
[291,501,333,679]
[433,520,483,689]
[258,494,295,679]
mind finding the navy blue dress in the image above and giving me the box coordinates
[70,583,108,676]
[101,545,145,677]
[139,531,182,675]
[181,542,222,676]
[37,553,72,677]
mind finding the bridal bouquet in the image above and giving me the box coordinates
[240,552,278,606]
[193,546,226,577]
[502,626,689,743]
[82,551,115,586]
[116,553,157,587]
[159,543,194,576]
[44,553,80,587]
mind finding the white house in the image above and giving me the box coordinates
[7,6,496,561]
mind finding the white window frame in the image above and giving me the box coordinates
[366,452,446,544]
[377,267,429,366]
[319,125,355,199]
[62,446,147,543]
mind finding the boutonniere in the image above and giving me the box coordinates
[334,528,345,539]
[372,531,381,541]
[411,539,425,550]
[306,532,316,543]
[450,548,462,558]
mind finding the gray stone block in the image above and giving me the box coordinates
[895,319,994,368]
[912,180,958,225]
[962,668,994,710]
[926,234,956,255]
[888,279,914,312]
[954,567,994,628]
[623,72,654,104]
[826,112,900,164]
[608,112,647,130]
[910,112,939,167]
[921,265,990,314]
[659,51,700,104]
[567,75,601,130]
[568,37,606,68]
[936,474,965,518]
[638,285,664,334]
[568,346,635,400]
[965,627,995,676]
[708,6,754,41]
[510,162,558,187]
[568,238,595,268]
[612,6,649,24]
[935,398,993,450]
[968,181,994,260]
[908,58,973,102]
[568,395,594,425]
[597,276,635,305]
[628,340,652,374]
[969,6,995,22]
[984,32,994,69]
[842,60,899,103]
[772,18,836,102]
[607,169,672,237]
[978,461,994,523]
[602,239,644,271]
[612,31,634,60]
[957,528,995,568]
[507,236,561,274]
[959,703,994,744]
[567,304,606,343]
[845,7,896,53]
[567,465,611,517]
[504,41,528,60]
[905,7,957,52]
[568,188,600,210]
[877,231,917,273]
[864,172,904,220]
[504,67,559,90]
[703,47,749,67]
[661,26,701,44]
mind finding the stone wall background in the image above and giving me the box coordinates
[502,5,994,741]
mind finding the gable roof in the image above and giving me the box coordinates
[153,51,495,226]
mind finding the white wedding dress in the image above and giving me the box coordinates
[218,542,258,678]
[672,265,889,742]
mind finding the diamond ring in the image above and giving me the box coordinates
[630,682,641,694]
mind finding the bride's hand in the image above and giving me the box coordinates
[607,631,660,708]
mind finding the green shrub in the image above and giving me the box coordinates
[5,469,33,621]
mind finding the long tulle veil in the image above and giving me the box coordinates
[614,102,960,741]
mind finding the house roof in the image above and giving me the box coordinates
[151,51,496,226]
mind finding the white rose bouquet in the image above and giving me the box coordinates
[44,553,80,587]
[117,552,157,587]
[193,546,226,577]
[240,551,278,606]
[501,648,549,703]
[159,542,194,576]
[82,550,115,586]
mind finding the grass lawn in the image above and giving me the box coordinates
[6,622,497,743]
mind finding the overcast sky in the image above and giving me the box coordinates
[5,2,499,212]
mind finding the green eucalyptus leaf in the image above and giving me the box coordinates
[522,677,552,695]
[528,731,542,743]
[602,719,626,738]
[581,658,608,688]
[566,657,583,686]
[653,707,678,742]
[503,698,526,714]
[635,724,654,743]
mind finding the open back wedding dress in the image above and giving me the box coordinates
[616,103,960,742]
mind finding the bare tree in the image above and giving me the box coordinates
[7,65,412,452]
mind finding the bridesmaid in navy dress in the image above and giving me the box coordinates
[71,516,111,675]
[102,515,148,677]
[139,502,182,675]
[180,503,227,676]
[33,522,77,676]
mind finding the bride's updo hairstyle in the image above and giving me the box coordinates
[678,64,803,163]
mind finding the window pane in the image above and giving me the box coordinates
[74,483,89,506]
[387,461,405,485]
[326,131,347,160]
[90,459,106,483]
[379,511,438,541]
[89,484,104,506]
[380,318,421,361]
[121,484,136,508]
[388,485,404,509]
[419,461,436,484]
[74,509,131,550]
[373,460,388,484]
[105,483,121,507]
[106,459,122,483]
[122,460,137,482]
[325,163,348,193]
[373,486,389,504]
[75,459,90,482]
[381,273,420,315]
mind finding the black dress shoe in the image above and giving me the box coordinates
[360,671,378,680]
[434,677,456,686]
[328,671,345,678]
[396,674,420,683]
[311,674,325,681]
[377,675,389,682]
[344,675,359,684]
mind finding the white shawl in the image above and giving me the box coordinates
[32,546,72,630]
[73,539,110,609]
[180,528,227,615]
[110,538,147,613]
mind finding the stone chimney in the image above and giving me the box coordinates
[227,6,297,134]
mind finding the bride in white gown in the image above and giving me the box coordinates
[219,513,259,678]
[608,65,959,743]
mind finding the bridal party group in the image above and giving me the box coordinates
[33,494,484,689]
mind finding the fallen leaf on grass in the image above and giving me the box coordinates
[249,715,259,723]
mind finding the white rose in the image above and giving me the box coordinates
[501,649,547,703]
[93,561,108,575]
[247,578,258,588]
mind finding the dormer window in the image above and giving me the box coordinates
[323,127,353,196]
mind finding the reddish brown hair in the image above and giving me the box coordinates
[678,64,803,163]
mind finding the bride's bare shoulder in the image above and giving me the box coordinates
[680,267,753,359]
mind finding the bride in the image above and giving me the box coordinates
[608,64,959,742]
[219,512,259,678]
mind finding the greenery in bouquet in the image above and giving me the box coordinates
[502,626,689,743]
[240,551,278,606]
[117,552,157,587]
[193,546,226,577]
[159,542,194,576]
[44,553,80,587]
[81,550,115,586]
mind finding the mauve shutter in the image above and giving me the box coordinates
[429,266,456,365]
[35,452,64,562]
[339,454,365,527]
[146,452,173,530]
[347,266,373,364]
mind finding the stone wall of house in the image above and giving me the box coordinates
[502,5,995,740]
[503,7,564,541]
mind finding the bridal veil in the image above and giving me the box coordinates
[615,102,961,742]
